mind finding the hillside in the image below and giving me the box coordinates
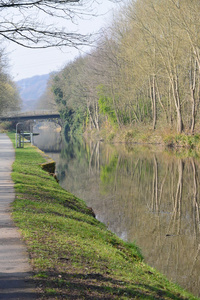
[16,74,50,111]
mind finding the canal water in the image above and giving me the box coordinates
[34,123,200,297]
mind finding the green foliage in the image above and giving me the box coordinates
[100,154,118,184]
[98,85,118,126]
[0,51,21,114]
[52,77,63,105]
[164,133,200,149]
[163,134,175,147]
[107,132,115,141]
[53,87,63,101]
[62,107,86,139]
[0,121,14,132]
[52,63,88,138]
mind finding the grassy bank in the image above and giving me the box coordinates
[85,124,200,151]
[8,132,198,299]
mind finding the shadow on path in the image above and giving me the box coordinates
[0,272,38,299]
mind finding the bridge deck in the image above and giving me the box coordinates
[0,111,60,122]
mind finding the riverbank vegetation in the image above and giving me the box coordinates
[37,0,200,147]
[7,132,198,299]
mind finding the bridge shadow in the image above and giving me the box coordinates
[0,272,39,299]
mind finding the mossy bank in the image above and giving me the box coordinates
[8,132,198,299]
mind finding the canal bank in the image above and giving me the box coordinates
[0,133,38,299]
[7,132,199,299]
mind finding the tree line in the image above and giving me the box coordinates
[38,0,200,137]
[0,0,122,120]
[0,51,21,116]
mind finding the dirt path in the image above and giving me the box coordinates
[0,133,38,299]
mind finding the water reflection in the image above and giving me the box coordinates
[34,127,200,297]
[33,122,62,153]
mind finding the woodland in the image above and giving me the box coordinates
[38,0,200,139]
[0,0,121,119]
[0,51,21,115]
[0,0,120,119]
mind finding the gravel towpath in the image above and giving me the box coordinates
[0,133,38,299]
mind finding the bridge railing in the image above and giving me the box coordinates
[0,110,60,118]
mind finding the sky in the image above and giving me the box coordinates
[5,1,122,82]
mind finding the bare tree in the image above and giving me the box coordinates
[0,0,121,48]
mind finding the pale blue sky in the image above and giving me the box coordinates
[6,1,122,81]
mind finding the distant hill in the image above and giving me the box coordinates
[16,74,50,111]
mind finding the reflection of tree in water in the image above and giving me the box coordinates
[100,154,120,188]
[54,140,200,297]
[33,122,62,153]
[129,155,200,296]
[56,138,97,187]
[187,158,200,293]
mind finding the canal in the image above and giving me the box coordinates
[33,122,200,297]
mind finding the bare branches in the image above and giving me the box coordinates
[0,25,91,48]
[0,0,121,48]
[0,1,80,8]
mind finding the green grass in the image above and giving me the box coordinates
[8,132,199,299]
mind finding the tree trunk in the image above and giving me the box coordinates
[169,74,183,134]
[149,76,156,130]
[191,87,195,134]
[87,104,95,129]
[190,58,197,134]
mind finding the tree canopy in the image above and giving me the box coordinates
[37,0,200,136]
[0,51,21,115]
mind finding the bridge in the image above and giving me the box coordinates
[0,110,61,122]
